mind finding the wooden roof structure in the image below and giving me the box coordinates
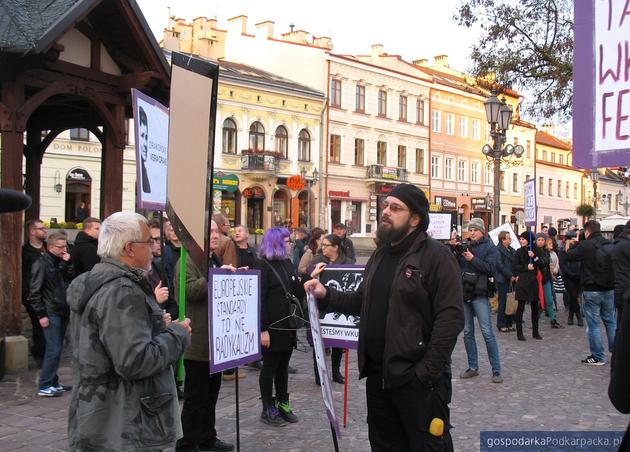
[0,0,170,336]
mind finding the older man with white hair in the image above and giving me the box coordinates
[66,211,192,451]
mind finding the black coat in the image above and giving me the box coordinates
[70,231,100,275]
[566,231,613,291]
[28,252,74,318]
[147,257,179,320]
[533,246,552,284]
[340,237,356,263]
[22,242,46,300]
[512,246,538,302]
[613,233,630,299]
[259,258,306,352]
[495,244,515,284]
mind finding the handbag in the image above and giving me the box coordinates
[505,284,518,316]
[262,260,306,330]
[553,274,565,294]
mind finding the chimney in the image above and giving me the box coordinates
[255,20,274,38]
[192,16,207,38]
[434,54,449,67]
[227,15,248,34]
[371,44,383,60]
[313,36,333,50]
[413,58,429,67]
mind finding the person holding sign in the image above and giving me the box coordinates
[258,227,306,427]
[174,220,235,452]
[305,183,463,452]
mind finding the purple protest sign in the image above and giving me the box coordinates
[573,0,630,168]
[317,265,364,349]
[208,269,261,374]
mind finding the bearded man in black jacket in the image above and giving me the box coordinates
[305,183,463,452]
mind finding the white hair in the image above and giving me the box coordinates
[97,212,147,259]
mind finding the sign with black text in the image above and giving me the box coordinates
[208,269,261,373]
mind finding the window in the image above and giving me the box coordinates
[70,128,89,141]
[351,201,362,233]
[222,118,237,154]
[539,177,544,195]
[500,170,506,191]
[458,160,466,181]
[248,121,265,151]
[446,113,455,135]
[415,149,425,174]
[566,181,570,199]
[275,125,288,158]
[472,119,480,140]
[542,150,547,161]
[432,110,441,132]
[355,85,365,112]
[512,173,519,192]
[298,129,311,161]
[444,158,453,180]
[124,119,130,145]
[513,137,519,146]
[471,161,479,183]
[526,174,532,181]
[485,163,492,185]
[548,178,553,196]
[416,99,425,125]
[377,141,387,165]
[354,138,365,166]
[574,183,578,199]
[557,180,562,198]
[399,95,407,121]
[526,140,531,158]
[459,116,468,137]
[559,154,564,165]
[551,152,556,163]
[378,90,387,117]
[397,145,407,168]
[331,79,342,108]
[330,134,341,163]
[431,155,440,178]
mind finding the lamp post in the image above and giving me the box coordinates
[481,92,524,229]
[300,167,319,229]
[590,169,599,221]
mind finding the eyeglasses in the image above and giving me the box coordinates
[150,237,161,243]
[321,243,332,248]
[131,240,152,245]
[381,201,409,213]
[33,227,47,231]
[50,244,67,249]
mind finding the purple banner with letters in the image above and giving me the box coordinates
[208,269,261,374]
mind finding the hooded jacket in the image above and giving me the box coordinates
[70,230,100,275]
[66,259,190,451]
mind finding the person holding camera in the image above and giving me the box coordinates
[457,218,503,384]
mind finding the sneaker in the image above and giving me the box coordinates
[581,355,605,366]
[260,406,286,427]
[551,320,564,329]
[277,400,299,423]
[198,438,234,451]
[492,373,503,383]
[459,368,479,379]
[54,383,72,392]
[37,386,62,397]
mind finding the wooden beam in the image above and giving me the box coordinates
[25,127,43,221]
[100,104,125,217]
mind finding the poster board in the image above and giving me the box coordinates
[318,265,364,349]
[166,52,219,276]
[307,292,341,436]
[427,213,453,240]
[132,89,169,210]
[208,269,261,373]
[524,178,537,227]
[488,223,520,251]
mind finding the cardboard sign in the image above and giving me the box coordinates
[132,89,169,211]
[427,213,453,240]
[307,292,341,436]
[488,223,520,251]
[208,269,261,373]
[524,178,537,227]
[318,266,364,349]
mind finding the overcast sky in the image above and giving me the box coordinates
[136,0,480,72]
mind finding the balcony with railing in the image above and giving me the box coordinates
[366,164,408,182]
[240,150,280,174]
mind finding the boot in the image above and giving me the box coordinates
[567,313,574,325]
[576,310,584,327]
[261,399,286,427]
[516,322,526,341]
[277,395,299,423]
[533,321,542,340]
[331,348,344,384]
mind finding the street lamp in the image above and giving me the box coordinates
[481,92,524,229]
[300,167,319,229]
[589,169,600,221]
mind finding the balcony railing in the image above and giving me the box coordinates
[367,164,408,182]
[240,151,280,172]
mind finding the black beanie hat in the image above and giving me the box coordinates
[519,231,532,242]
[388,183,430,231]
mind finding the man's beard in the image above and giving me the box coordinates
[376,217,412,245]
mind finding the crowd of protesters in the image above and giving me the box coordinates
[19,195,630,451]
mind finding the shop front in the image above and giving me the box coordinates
[212,172,241,226]
[471,196,491,229]
[242,185,265,230]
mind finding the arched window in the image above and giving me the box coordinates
[275,125,288,159]
[222,118,237,154]
[249,121,265,151]
[298,129,311,162]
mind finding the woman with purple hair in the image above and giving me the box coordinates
[257,227,306,427]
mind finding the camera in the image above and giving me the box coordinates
[451,240,470,256]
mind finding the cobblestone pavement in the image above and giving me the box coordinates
[0,304,628,451]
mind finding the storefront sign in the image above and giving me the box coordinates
[382,166,399,180]
[375,183,395,195]
[242,186,265,199]
[435,196,457,210]
[287,175,306,191]
[212,172,240,193]
[329,190,350,198]
[67,168,92,181]
[471,197,489,210]
[429,203,442,212]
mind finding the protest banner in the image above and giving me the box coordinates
[132,89,169,211]
[524,178,537,227]
[318,265,364,349]
[307,292,341,451]
[208,269,261,373]
[488,223,520,251]
[427,213,453,240]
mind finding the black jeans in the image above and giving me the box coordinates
[260,350,292,405]
[178,360,222,447]
[516,299,540,336]
[366,372,454,452]
[23,300,45,360]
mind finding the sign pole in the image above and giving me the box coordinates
[177,247,187,382]
[330,423,340,452]
[343,349,349,428]
[235,366,241,452]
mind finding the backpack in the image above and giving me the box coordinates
[593,240,615,289]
